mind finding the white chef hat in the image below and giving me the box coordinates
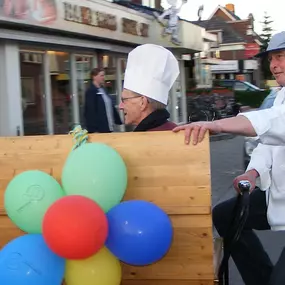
[123,44,180,105]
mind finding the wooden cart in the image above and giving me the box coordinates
[0,131,214,285]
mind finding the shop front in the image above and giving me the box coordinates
[0,0,207,136]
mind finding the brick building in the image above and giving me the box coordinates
[191,4,263,86]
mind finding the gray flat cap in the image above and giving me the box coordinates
[255,31,285,57]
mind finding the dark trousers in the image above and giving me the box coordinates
[213,189,273,285]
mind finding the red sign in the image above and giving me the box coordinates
[244,43,260,58]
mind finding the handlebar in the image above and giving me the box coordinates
[238,180,251,193]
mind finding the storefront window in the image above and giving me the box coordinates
[20,48,101,135]
[175,79,183,123]
[99,53,128,132]
[194,55,212,87]
[20,50,47,135]
[48,51,73,134]
[120,58,127,89]
[75,55,93,125]
[99,54,117,105]
[119,58,129,132]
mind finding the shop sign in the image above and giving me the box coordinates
[122,18,149,37]
[211,60,239,72]
[244,43,260,59]
[63,2,117,31]
[0,0,153,43]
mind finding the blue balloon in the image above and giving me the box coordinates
[0,234,65,285]
[106,200,173,266]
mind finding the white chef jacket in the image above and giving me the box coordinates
[239,88,285,145]
[243,87,285,230]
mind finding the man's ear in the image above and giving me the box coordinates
[140,96,149,110]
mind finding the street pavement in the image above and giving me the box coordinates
[210,136,285,285]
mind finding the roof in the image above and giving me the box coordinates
[208,5,240,21]
[191,16,244,44]
[223,8,241,21]
[228,21,257,43]
[191,4,262,45]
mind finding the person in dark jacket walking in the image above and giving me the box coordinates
[119,44,179,132]
[84,68,122,133]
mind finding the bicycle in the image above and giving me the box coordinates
[217,181,250,285]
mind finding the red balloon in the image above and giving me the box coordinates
[42,195,108,259]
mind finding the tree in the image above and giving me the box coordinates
[260,12,273,45]
[259,12,274,80]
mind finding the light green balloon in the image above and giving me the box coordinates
[4,170,65,234]
[61,143,128,212]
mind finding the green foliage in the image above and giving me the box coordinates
[260,12,274,45]
[234,90,271,108]
[260,12,274,80]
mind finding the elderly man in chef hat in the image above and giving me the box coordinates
[119,44,179,132]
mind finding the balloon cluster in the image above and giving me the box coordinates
[0,126,173,285]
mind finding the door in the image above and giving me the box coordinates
[20,50,48,135]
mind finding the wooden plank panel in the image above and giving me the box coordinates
[0,163,210,187]
[0,132,207,153]
[64,281,214,285]
[0,204,211,218]
[0,214,214,280]
[0,203,212,216]
[0,216,25,249]
[124,186,211,207]
[122,215,214,280]
[0,148,209,166]
[122,281,214,285]
[0,161,210,188]
[123,262,213,280]
[0,133,210,180]
[0,132,214,282]
[0,132,211,216]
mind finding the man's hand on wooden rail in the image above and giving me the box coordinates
[172,121,222,145]
[172,116,257,145]
[233,169,259,194]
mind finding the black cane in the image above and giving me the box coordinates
[218,180,251,285]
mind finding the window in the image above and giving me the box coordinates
[48,51,74,134]
[219,81,234,88]
[20,50,47,135]
[215,50,220,58]
[234,82,249,91]
[75,55,93,125]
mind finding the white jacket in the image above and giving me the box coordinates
[244,87,285,230]
[240,88,285,145]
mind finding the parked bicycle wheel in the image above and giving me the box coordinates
[188,110,209,122]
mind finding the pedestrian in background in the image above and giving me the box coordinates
[84,68,122,133]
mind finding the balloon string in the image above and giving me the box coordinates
[69,125,89,150]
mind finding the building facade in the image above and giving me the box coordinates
[0,0,215,136]
[191,3,262,86]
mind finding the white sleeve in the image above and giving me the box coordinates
[238,105,285,145]
[246,143,272,190]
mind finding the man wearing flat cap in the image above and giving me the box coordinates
[174,31,285,144]
[174,31,285,284]
[119,44,179,132]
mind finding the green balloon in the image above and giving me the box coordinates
[61,143,128,212]
[4,170,65,234]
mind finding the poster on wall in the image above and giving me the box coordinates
[0,0,150,44]
[0,0,57,24]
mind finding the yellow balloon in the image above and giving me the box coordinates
[64,247,122,285]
